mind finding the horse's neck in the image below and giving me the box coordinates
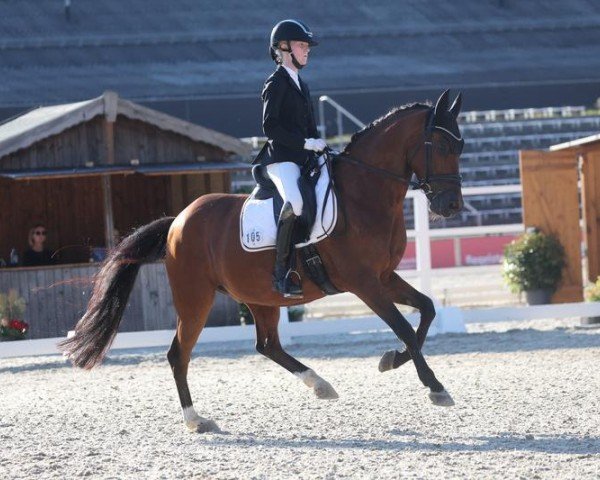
[338,162,406,207]
[340,140,410,209]
[335,111,422,229]
[335,154,408,234]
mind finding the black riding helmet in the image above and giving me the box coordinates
[269,19,318,68]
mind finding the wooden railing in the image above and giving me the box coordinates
[0,262,239,339]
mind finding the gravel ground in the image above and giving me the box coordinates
[1,318,599,479]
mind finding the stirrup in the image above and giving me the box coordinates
[283,270,303,298]
[274,269,303,299]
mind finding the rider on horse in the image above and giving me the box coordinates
[253,19,326,299]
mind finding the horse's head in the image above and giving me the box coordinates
[410,90,464,218]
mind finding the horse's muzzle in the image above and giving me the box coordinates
[429,189,463,218]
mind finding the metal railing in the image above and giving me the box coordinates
[318,95,365,149]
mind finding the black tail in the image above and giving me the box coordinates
[59,216,176,369]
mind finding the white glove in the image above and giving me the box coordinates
[304,138,328,152]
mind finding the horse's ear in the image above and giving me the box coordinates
[449,92,462,119]
[434,89,450,117]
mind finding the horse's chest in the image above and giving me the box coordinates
[388,221,408,266]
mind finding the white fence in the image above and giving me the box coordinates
[2,300,600,359]
[407,184,523,296]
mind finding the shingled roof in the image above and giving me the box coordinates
[0,92,251,159]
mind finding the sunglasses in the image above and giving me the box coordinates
[34,231,47,236]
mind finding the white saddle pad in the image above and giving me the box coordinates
[240,156,337,252]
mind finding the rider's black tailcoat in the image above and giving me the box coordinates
[253,65,319,167]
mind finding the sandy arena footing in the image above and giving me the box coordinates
[0,318,599,479]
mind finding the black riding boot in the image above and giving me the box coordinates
[273,202,303,298]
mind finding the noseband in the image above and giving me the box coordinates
[333,107,463,196]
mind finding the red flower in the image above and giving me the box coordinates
[9,319,28,331]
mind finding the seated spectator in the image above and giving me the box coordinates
[22,224,55,267]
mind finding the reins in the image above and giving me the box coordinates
[316,106,464,237]
[327,107,463,196]
[329,151,415,186]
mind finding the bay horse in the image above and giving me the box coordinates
[60,90,465,433]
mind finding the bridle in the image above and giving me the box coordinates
[331,107,464,197]
[411,108,464,196]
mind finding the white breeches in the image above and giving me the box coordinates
[266,162,303,216]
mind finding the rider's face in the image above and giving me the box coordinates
[289,41,310,66]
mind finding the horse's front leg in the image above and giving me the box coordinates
[379,272,436,373]
[353,277,454,406]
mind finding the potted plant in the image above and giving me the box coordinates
[288,305,306,322]
[238,303,306,324]
[239,303,254,325]
[238,303,306,325]
[502,228,565,305]
[0,289,28,341]
[583,277,600,324]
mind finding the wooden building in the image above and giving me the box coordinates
[0,92,251,338]
[520,132,600,303]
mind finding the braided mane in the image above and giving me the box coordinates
[344,103,430,153]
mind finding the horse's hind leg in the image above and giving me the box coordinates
[379,272,436,373]
[248,303,338,400]
[167,283,220,433]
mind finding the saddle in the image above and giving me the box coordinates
[240,154,341,295]
[251,157,320,243]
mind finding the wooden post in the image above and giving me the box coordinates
[101,175,115,249]
[104,121,115,165]
[101,92,117,249]
[169,175,186,214]
[581,148,600,282]
[519,149,583,302]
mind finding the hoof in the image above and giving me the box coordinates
[296,369,339,400]
[378,350,396,373]
[428,389,455,407]
[187,417,221,433]
[314,380,339,400]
